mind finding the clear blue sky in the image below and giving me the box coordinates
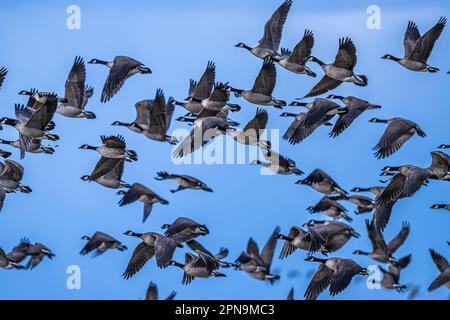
[0,0,448,300]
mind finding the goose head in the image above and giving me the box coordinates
[381,54,400,62]
[81,235,90,241]
[234,42,251,51]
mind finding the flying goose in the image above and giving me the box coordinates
[370,117,426,159]
[111,100,150,133]
[428,249,450,292]
[162,217,209,243]
[350,186,385,197]
[235,0,292,59]
[174,61,216,114]
[80,231,127,257]
[0,160,32,211]
[79,134,138,161]
[335,194,375,214]
[373,254,412,292]
[88,56,151,103]
[307,196,352,222]
[25,243,55,270]
[296,168,347,195]
[276,226,326,258]
[146,282,176,300]
[0,68,7,91]
[382,17,447,72]
[0,247,25,270]
[271,29,316,77]
[226,108,269,148]
[122,231,182,279]
[57,56,96,119]
[229,59,286,108]
[190,82,239,113]
[234,227,280,283]
[252,149,303,175]
[431,204,450,211]
[117,183,169,223]
[304,256,368,300]
[155,171,213,193]
[353,220,410,263]
[170,250,226,285]
[185,240,232,268]
[81,158,131,189]
[18,89,67,109]
[141,89,177,144]
[0,138,54,155]
[327,95,381,137]
[305,37,368,98]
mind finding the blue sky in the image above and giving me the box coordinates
[0,0,448,300]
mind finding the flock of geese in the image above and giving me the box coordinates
[0,0,449,300]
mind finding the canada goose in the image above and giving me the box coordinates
[88,56,151,103]
[122,231,182,279]
[141,89,177,144]
[111,100,150,133]
[25,243,55,270]
[0,67,7,91]
[117,183,169,223]
[172,116,229,158]
[81,159,131,189]
[382,18,447,72]
[296,168,348,195]
[185,240,232,268]
[0,138,54,155]
[235,0,292,59]
[376,165,430,205]
[287,287,295,300]
[79,134,138,161]
[162,217,209,243]
[431,204,450,211]
[234,227,280,283]
[373,254,412,292]
[307,196,352,222]
[336,194,375,214]
[304,256,368,300]
[327,95,381,137]
[155,171,213,193]
[174,61,215,114]
[271,29,316,77]
[370,117,426,159]
[305,38,368,98]
[0,160,32,211]
[353,220,410,263]
[1,97,59,159]
[276,226,325,258]
[428,249,450,292]
[170,250,226,285]
[146,282,176,300]
[190,82,239,113]
[229,59,286,108]
[57,56,96,119]
[0,247,25,270]
[226,108,269,149]
[80,231,127,257]
[438,144,449,149]
[252,150,303,175]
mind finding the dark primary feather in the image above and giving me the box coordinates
[146,282,159,300]
[288,29,314,65]
[193,61,216,100]
[123,242,155,280]
[259,0,293,51]
[304,264,333,300]
[334,37,357,70]
[251,59,277,95]
[409,17,447,63]
[0,67,8,90]
[88,157,123,181]
[64,56,86,109]
[387,221,410,254]
[403,21,421,57]
[304,75,342,98]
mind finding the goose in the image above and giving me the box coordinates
[335,194,375,214]
[155,171,213,193]
[428,249,450,292]
[0,247,25,270]
[169,250,226,285]
[438,144,449,149]
[117,183,169,223]
[370,117,426,159]
[1,97,59,159]
[234,227,280,283]
[80,231,127,257]
[0,138,54,155]
[88,56,151,103]
[79,135,138,162]
[0,160,32,211]
[271,29,316,77]
[372,254,412,292]
[171,116,230,158]
[174,61,215,114]
[57,56,96,119]
[276,226,326,258]
[304,256,368,300]
[81,159,131,189]
[307,196,352,222]
[350,186,385,197]
[190,82,240,113]
[431,204,450,211]
[146,282,176,300]
[141,89,177,144]
[25,243,55,270]
[0,67,7,91]
[296,168,347,195]
[122,231,183,279]
[304,37,368,98]
[111,100,150,133]
[235,0,292,59]
[252,149,303,175]
[382,17,447,72]
[6,238,31,264]
[353,220,410,263]
[185,240,232,268]
[229,59,286,108]
[226,108,269,148]
[162,217,209,243]
[326,95,381,137]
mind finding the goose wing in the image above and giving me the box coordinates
[154,235,178,268]
[366,219,388,256]
[64,56,86,109]
[147,89,167,135]
[403,21,421,57]
[165,218,198,238]
[88,157,122,181]
[118,183,153,206]
[302,98,340,128]
[387,222,410,254]
[251,59,276,95]
[374,119,416,159]
[376,174,406,205]
[134,101,151,127]
[304,75,342,98]
[288,29,314,65]
[304,264,333,300]
[242,108,268,140]
[0,68,7,90]
[193,61,215,100]
[329,259,361,296]
[146,282,159,300]
[409,17,446,63]
[334,37,357,70]
[122,242,155,279]
[258,0,292,51]
[260,226,280,270]
[330,105,365,138]
[101,134,126,149]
